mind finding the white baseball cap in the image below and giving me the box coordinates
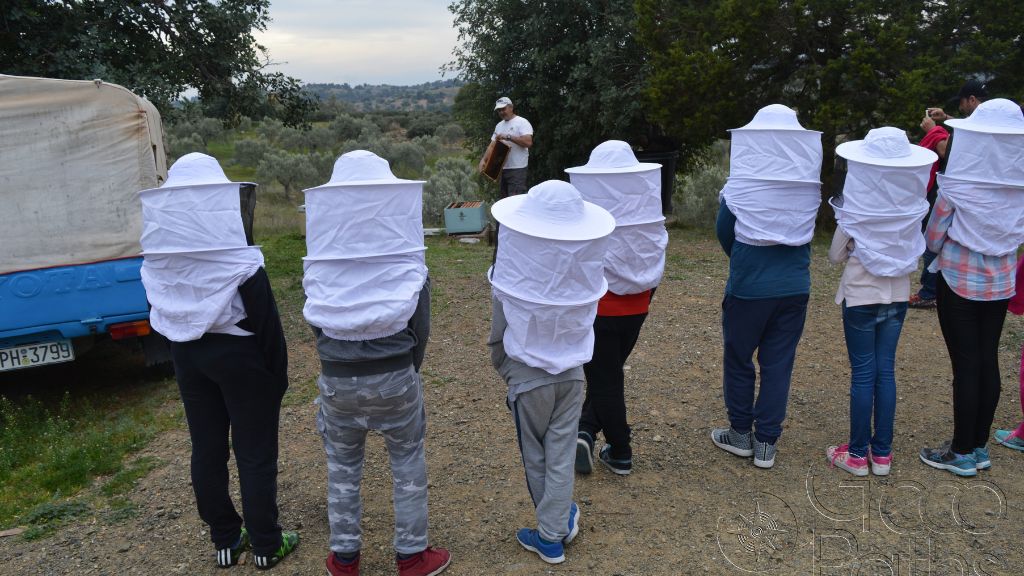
[494,96,513,110]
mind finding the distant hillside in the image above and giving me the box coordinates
[304,79,463,112]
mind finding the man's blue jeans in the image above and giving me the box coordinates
[842,302,908,458]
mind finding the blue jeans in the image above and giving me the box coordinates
[842,302,908,458]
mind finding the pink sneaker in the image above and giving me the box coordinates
[869,450,892,476]
[827,444,868,476]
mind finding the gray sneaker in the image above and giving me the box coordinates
[711,427,753,457]
[754,440,776,469]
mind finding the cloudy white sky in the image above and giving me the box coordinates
[255,0,461,86]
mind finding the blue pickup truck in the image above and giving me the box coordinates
[0,75,168,373]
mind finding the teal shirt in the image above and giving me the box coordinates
[716,199,811,299]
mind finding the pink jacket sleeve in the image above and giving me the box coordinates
[1009,254,1024,316]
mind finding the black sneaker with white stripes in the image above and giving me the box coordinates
[253,530,300,570]
[216,527,250,568]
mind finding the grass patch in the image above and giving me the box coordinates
[99,456,160,498]
[101,497,139,524]
[18,500,91,540]
[0,386,177,531]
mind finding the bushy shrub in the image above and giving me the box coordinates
[672,140,729,228]
[329,114,372,142]
[422,156,483,226]
[234,138,271,167]
[165,132,206,162]
[256,118,285,143]
[435,123,465,146]
[389,141,426,178]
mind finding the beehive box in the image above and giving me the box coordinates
[444,201,486,234]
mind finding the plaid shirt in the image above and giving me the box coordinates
[926,194,1017,301]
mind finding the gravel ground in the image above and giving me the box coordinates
[3,229,1023,575]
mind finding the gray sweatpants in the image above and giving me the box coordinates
[316,366,428,555]
[512,379,585,542]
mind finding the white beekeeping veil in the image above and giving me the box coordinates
[830,127,935,277]
[566,140,668,294]
[138,153,263,342]
[940,99,1024,256]
[489,180,615,374]
[302,150,428,340]
[720,104,822,246]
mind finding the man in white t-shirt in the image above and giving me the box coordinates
[490,96,534,197]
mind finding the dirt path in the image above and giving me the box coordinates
[3,230,1023,575]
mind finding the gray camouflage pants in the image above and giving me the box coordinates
[316,366,429,555]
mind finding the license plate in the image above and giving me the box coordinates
[0,340,75,372]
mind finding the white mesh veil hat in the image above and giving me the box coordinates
[139,151,254,192]
[726,104,823,184]
[943,99,1024,188]
[489,180,614,375]
[565,140,664,226]
[945,98,1024,134]
[138,153,263,341]
[303,150,426,260]
[306,149,426,188]
[836,126,938,168]
[564,140,661,174]
[301,150,428,340]
[565,140,667,293]
[829,127,932,277]
[720,104,823,245]
[139,152,256,255]
[729,104,817,132]
[490,179,615,241]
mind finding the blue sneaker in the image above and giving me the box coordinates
[516,528,565,564]
[974,445,991,470]
[564,502,579,545]
[919,444,977,477]
[994,429,1024,451]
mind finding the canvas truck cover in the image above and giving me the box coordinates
[0,74,167,275]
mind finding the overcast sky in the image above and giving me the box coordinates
[255,0,461,86]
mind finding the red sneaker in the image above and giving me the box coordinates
[397,547,451,576]
[326,552,360,576]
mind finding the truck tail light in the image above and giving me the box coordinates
[109,320,151,340]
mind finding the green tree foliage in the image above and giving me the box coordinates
[304,80,463,112]
[233,138,271,168]
[165,133,206,162]
[256,150,319,201]
[447,0,649,184]
[0,0,315,126]
[636,0,1024,182]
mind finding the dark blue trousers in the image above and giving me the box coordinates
[721,293,808,443]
